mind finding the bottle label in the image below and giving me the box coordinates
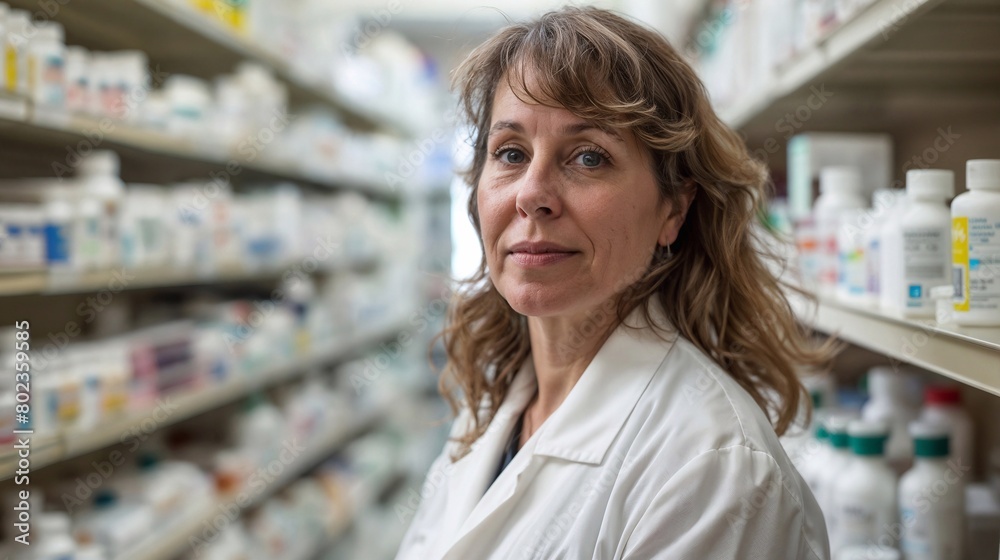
[5,45,18,92]
[44,223,69,264]
[901,502,963,560]
[903,228,949,309]
[953,215,1000,313]
[839,245,866,296]
[837,503,877,548]
[867,238,880,295]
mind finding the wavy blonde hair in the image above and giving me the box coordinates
[440,6,831,459]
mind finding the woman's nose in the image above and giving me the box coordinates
[515,159,562,219]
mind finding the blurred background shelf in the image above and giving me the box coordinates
[2,0,410,135]
[712,0,1000,148]
[0,317,409,480]
[0,257,380,297]
[0,101,395,198]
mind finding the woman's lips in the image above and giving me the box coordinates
[507,242,578,267]
[508,251,577,267]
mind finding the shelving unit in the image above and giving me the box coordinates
[2,0,415,136]
[0,95,395,198]
[0,257,379,297]
[114,407,392,560]
[714,0,1000,145]
[792,293,1000,396]
[0,317,409,479]
[0,0,447,557]
[688,0,1000,396]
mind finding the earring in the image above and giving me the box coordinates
[666,244,672,258]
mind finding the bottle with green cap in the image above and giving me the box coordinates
[899,421,964,560]
[830,420,898,555]
[817,414,856,543]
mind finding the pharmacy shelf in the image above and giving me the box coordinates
[0,258,378,298]
[0,317,409,480]
[2,0,414,136]
[0,98,395,198]
[718,0,1000,137]
[288,468,408,560]
[792,293,1000,397]
[122,410,393,560]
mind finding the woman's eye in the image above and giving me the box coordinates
[575,151,605,168]
[499,149,526,164]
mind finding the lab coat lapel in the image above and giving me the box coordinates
[436,361,538,555]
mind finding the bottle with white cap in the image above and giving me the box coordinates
[27,20,65,111]
[36,512,76,559]
[864,189,902,305]
[952,159,1000,326]
[814,166,867,295]
[880,191,911,314]
[900,169,955,317]
[862,366,918,474]
[76,150,124,269]
[899,421,965,560]
[830,420,898,554]
[817,413,857,543]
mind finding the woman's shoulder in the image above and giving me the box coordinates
[629,334,802,477]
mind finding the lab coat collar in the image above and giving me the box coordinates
[532,302,677,465]
[435,302,677,558]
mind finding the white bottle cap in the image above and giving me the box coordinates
[967,159,1000,191]
[867,366,906,399]
[33,21,64,44]
[819,166,863,195]
[847,419,890,438]
[905,169,954,200]
[871,189,898,213]
[76,150,120,177]
[38,512,71,536]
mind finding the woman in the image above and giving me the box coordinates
[396,6,831,560]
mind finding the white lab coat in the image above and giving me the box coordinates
[395,306,830,560]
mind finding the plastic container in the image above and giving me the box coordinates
[77,151,125,269]
[862,366,918,474]
[64,46,90,114]
[899,421,964,560]
[4,10,31,95]
[43,187,73,269]
[818,414,856,541]
[952,159,1000,326]
[920,386,973,469]
[27,21,66,110]
[901,169,954,317]
[36,512,76,560]
[865,189,903,304]
[831,420,897,554]
[814,166,867,294]
[880,193,911,314]
[837,208,869,303]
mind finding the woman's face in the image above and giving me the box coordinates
[478,80,687,319]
